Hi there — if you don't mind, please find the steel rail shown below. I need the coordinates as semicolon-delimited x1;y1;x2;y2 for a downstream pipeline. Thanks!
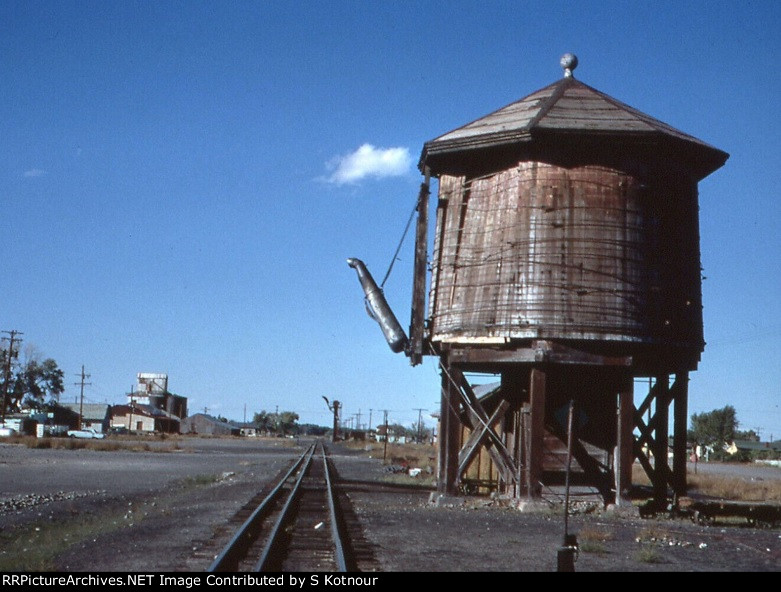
322;444;348;571
208;443;316;572
253;443;317;571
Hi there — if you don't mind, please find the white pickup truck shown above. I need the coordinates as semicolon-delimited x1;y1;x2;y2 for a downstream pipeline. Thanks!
66;428;106;439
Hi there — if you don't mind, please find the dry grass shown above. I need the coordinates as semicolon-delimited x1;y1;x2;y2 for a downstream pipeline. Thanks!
3;435;183;453
578;526;614;555
341;440;438;487
631;463;652;487
687;473;781;502
636;525;673;541
342;440;437;469
635;547;665;564
632;463;781;502
579;526;615;543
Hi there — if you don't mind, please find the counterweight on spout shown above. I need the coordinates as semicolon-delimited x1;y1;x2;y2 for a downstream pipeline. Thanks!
346;258;409;354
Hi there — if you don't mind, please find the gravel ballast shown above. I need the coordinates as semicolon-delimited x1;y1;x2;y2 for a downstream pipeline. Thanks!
0;437;779;572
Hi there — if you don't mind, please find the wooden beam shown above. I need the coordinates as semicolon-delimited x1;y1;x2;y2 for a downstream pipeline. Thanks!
615;379;634;504
447;347;537;366
460;403;515;484
528;368;546;498
444;340;633;367
672;373;689;498
569;438;613;502
437;368;460;495
546;416;613;502
501;370;527;498
634;437;674;492
633;411;656;451
653;375;670;503
408;169;430;366
448;366;518;481
637;378;663;418
458;400;511;479
532;341;632;366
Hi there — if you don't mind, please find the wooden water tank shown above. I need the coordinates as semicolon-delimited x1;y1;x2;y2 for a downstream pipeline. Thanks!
420;56;728;373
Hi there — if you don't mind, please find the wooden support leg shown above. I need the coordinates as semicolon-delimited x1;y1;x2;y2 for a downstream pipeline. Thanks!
615;376;634;506
501;370;527;498
528;368;546;499
653;375;670;504
438;364;460;495
672;372;689;498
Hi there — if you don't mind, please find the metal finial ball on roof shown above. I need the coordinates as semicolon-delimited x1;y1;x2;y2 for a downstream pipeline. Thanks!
560;53;578;77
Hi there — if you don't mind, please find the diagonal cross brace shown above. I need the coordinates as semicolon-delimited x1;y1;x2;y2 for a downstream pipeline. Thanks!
458;399;511;478
447;366;518;484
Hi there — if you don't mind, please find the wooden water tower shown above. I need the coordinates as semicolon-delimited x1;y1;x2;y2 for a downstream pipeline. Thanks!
406;55;728;505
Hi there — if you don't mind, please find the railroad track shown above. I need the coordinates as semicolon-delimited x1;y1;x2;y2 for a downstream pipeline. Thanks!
207;441;357;572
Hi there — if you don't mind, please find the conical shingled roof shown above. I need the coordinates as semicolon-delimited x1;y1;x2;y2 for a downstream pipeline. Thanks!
420;61;728;180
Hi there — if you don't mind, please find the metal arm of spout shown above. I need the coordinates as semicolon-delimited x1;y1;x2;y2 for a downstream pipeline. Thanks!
346;258;409;354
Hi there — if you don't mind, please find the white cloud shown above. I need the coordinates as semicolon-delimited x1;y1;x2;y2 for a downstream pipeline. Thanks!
326;144;412;185
23;169;47;178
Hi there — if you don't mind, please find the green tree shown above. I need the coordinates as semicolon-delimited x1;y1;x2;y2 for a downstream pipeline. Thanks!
253;411;272;433
252;410;300;435
734;428;759;442
688;405;739;449
276;411;300;436
1;348;64;412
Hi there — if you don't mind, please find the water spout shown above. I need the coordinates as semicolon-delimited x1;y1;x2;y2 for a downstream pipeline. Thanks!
346;258;408;354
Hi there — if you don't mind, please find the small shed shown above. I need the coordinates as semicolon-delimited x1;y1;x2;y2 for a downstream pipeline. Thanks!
61;403;111;433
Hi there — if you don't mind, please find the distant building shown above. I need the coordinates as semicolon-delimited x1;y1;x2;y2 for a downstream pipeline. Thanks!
136;373;168;397
726;440;781;456
181;413;241;436
235;423;259;437
60;403;111;433
111;404;180;434
374;424;406;444
129;373;188;420
1;413;38;436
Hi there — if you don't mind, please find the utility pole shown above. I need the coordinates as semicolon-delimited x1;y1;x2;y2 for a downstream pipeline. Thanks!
382;410;389;463
1;330;23;422
368;409;373;432
356;409;362;431
128;385;137;433
413;408;426;443
74;366;91;430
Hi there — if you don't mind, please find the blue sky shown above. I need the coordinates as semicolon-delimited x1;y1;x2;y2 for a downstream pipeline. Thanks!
2;1;779;438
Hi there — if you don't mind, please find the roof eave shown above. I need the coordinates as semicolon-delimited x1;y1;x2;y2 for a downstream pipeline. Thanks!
420;128;728;180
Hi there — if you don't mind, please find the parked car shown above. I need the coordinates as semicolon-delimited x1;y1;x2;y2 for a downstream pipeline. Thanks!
66;428;106;439
0;427;17;437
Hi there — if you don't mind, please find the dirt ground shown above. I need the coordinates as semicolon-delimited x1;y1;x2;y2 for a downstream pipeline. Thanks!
0;438;779;573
